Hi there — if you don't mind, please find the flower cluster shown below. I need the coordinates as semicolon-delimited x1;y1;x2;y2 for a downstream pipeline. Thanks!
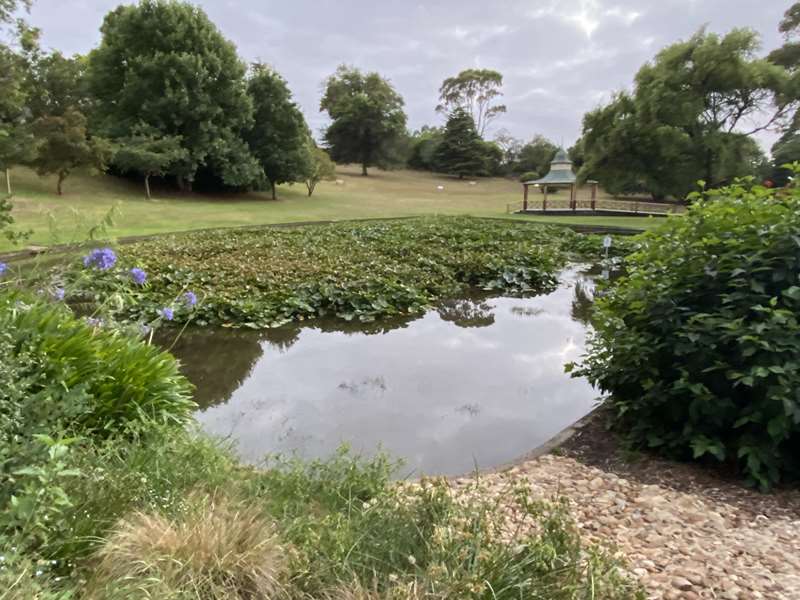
130;267;147;285
0;262;7;277
183;291;197;307
158;307;174;321
83;248;117;271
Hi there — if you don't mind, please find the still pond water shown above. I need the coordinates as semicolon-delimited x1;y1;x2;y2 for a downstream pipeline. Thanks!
165;265;601;476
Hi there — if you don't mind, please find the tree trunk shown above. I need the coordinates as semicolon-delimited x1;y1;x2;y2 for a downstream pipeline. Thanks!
144;174;151;200
176;174;185;192
57;171;66;196
306;181;315;197
361;163;368;176
271;181;277;200
5;168;10;196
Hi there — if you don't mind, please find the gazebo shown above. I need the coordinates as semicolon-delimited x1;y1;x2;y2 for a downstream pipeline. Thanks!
521;149;598;212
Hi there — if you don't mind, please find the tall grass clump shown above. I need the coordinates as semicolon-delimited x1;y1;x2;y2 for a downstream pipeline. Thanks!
575;177;800;489
86;494;286;600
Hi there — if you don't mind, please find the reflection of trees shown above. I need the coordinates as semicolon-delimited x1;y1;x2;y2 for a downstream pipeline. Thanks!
437;298;495;328
157;328;265;410
571;276;595;325
262;323;301;352
312;314;419;336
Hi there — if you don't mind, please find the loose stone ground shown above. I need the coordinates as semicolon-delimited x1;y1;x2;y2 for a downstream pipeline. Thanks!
454;419;800;599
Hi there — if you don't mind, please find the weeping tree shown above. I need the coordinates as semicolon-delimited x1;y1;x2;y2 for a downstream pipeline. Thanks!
579;28;788;199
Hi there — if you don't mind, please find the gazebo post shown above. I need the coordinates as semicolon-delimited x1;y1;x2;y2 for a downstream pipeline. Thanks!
523;184;529;211
570;184;576;211
590;182;597;211
543;186;548;211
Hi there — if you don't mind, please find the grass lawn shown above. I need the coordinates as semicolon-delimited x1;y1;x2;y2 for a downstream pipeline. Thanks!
1;164;662;252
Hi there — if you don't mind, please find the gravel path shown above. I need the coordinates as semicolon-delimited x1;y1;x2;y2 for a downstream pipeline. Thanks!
456;454;800;599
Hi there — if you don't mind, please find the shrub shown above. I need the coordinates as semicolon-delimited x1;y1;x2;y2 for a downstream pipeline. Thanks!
0;290;195;439
574;180;800;488
86;494;286;599
0;291;195;555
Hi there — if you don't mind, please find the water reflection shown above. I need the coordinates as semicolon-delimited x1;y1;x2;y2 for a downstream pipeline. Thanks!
164;265;601;476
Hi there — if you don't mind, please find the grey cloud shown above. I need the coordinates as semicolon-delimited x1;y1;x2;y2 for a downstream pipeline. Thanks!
28;0;787;147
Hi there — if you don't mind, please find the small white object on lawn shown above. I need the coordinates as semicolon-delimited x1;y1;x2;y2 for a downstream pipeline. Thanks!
437;185;444;191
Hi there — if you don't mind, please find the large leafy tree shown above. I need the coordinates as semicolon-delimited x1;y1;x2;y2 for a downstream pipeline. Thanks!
0;1;37;193
436;69;506;137
245;63;312;199
407;126;443;171
320;65;407;176
580;29;786;198
768;4;800;182
514;136;558;178
24;50;110;195
87;0;260;190
433;108;487;178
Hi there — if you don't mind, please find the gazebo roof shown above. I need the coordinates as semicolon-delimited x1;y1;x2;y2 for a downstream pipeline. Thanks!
523;148;576;186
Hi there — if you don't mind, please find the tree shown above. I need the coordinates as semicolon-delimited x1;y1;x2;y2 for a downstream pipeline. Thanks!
305;146;336;197
114;126;187;199
22;50;110;195
580;29;788;199
515;136;558;177
87;0;260;190
407;126;443;171
245;63;312;199
0;4;37;193
28;108;110;195
320;65;407;176
433;108;486;178
770;130;800;185
436;69;506;137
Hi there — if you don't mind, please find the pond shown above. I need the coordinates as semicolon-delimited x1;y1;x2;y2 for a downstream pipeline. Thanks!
163;264;601;477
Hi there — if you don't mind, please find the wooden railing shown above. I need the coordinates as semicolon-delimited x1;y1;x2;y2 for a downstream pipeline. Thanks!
520;196;684;215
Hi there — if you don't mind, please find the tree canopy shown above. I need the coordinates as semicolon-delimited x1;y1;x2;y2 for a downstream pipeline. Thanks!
579;28;784;199
436;69;506;137
114;126;187;199
87;0;260;190
433;108;487;178
320;65;407;176
245;63;312;199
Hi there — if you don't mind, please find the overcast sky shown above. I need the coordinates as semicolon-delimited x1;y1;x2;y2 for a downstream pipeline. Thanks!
26;0;788;148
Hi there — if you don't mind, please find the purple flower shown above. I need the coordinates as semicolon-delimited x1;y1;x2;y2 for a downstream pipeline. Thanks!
53;287;65;301
130;268;147;285
139;323;152;336
86;317;103;328
183;291;197;307
0;262;7;277
83;248;117;271
159;307;174;321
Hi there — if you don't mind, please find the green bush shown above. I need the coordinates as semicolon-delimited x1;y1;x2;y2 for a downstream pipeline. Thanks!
575;180;800;488
0;291;195;553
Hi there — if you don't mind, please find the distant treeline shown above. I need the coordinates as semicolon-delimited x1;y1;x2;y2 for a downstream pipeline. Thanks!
1;0;799;201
